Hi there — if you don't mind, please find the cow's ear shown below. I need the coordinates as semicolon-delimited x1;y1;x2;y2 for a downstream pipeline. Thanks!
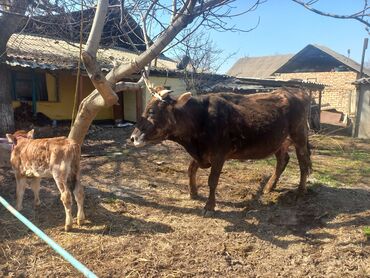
27;129;35;139
6;134;15;144
176;92;192;108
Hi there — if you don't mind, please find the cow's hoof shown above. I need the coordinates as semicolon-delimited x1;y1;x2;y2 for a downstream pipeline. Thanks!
34;200;41;207
202;209;215;217
77;219;85;226
64;225;72;232
295;188;307;200
190;193;199;200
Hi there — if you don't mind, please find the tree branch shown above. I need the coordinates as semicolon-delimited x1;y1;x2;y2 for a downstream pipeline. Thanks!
292;0;370;28
82;0;118;107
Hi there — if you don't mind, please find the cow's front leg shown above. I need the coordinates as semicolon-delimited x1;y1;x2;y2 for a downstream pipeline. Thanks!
188;159;199;199
204;159;224;214
263;148;290;194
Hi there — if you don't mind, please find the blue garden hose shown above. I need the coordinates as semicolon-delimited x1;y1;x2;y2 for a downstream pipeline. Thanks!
0;196;98;278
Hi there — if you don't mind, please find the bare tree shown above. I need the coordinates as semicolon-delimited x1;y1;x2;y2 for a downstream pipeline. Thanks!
69;0;265;144
0;0;263;139
292;0;370;29
174;30;234;94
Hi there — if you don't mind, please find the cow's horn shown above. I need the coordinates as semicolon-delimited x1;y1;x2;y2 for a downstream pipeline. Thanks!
158;89;173;98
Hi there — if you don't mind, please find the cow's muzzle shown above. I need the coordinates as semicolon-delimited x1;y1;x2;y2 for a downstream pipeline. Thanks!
130;130;146;147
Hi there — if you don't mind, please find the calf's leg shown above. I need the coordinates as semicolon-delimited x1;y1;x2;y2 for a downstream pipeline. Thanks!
54;176;73;231
15;173;27;211
188;159;199;199
73;182;85;226
204;159;224;213
30;178;41;207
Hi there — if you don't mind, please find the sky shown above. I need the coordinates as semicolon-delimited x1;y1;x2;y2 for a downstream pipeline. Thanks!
208;0;370;74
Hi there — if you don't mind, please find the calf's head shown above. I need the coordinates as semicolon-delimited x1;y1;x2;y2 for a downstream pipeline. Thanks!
6;129;34;145
131;86;192;147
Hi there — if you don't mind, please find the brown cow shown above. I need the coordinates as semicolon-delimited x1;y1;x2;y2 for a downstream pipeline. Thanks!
131;87;312;214
6;130;84;231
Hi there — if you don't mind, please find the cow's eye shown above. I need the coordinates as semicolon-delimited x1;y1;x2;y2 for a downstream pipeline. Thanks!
148;109;155;116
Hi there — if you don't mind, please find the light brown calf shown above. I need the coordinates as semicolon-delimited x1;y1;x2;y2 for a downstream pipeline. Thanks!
6;129;84;231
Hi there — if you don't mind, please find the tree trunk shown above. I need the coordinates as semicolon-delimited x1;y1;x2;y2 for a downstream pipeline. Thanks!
0;0;30;136
68;2;197;145
0;65;14;136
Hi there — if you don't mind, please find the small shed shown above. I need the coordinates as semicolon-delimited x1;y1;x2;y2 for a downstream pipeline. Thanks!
353;78;370;138
200;75;325;130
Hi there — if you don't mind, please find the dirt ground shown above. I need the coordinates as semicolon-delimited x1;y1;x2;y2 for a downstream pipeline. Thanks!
0;126;369;277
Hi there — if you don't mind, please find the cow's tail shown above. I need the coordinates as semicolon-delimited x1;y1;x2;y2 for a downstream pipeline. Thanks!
68;142;81;192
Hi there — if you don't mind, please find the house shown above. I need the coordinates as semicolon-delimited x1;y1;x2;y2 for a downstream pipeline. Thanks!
274;44;370;118
353;78;370;139
226;54;293;78
228;45;370;120
5;33;185;123
3;5;187;124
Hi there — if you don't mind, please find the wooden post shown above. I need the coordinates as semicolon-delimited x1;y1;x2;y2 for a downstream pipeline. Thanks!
359;38;368;79
32;71;37;116
353;85;364;137
136;88;143;122
308;90;312;129
112;92;124;123
318;90;322;130
78;75;83;106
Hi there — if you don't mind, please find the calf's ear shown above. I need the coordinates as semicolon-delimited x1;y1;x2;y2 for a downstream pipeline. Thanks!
6;134;15;144
27;129;35;139
176;92;192;108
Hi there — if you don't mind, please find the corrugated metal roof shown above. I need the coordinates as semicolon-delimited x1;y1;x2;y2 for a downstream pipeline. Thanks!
226;54;294;78
275;44;370;76
312;44;370;76
204;76;325;93
353;77;370;85
5;33;177;72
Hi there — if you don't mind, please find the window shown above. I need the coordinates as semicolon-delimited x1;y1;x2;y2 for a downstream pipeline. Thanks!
11;71;55;101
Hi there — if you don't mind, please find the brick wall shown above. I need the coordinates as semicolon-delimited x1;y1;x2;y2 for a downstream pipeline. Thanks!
275;71;358;115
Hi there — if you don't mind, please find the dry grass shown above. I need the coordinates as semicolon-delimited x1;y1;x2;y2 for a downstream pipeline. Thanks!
1;127;370;277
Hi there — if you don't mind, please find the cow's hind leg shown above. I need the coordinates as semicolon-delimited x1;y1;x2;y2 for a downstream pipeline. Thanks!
15;173;27;211
73;182;85;226
291;132;312;195
188;159;199;199
54;175;73;231
30;178;41;207
263;149;290;194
